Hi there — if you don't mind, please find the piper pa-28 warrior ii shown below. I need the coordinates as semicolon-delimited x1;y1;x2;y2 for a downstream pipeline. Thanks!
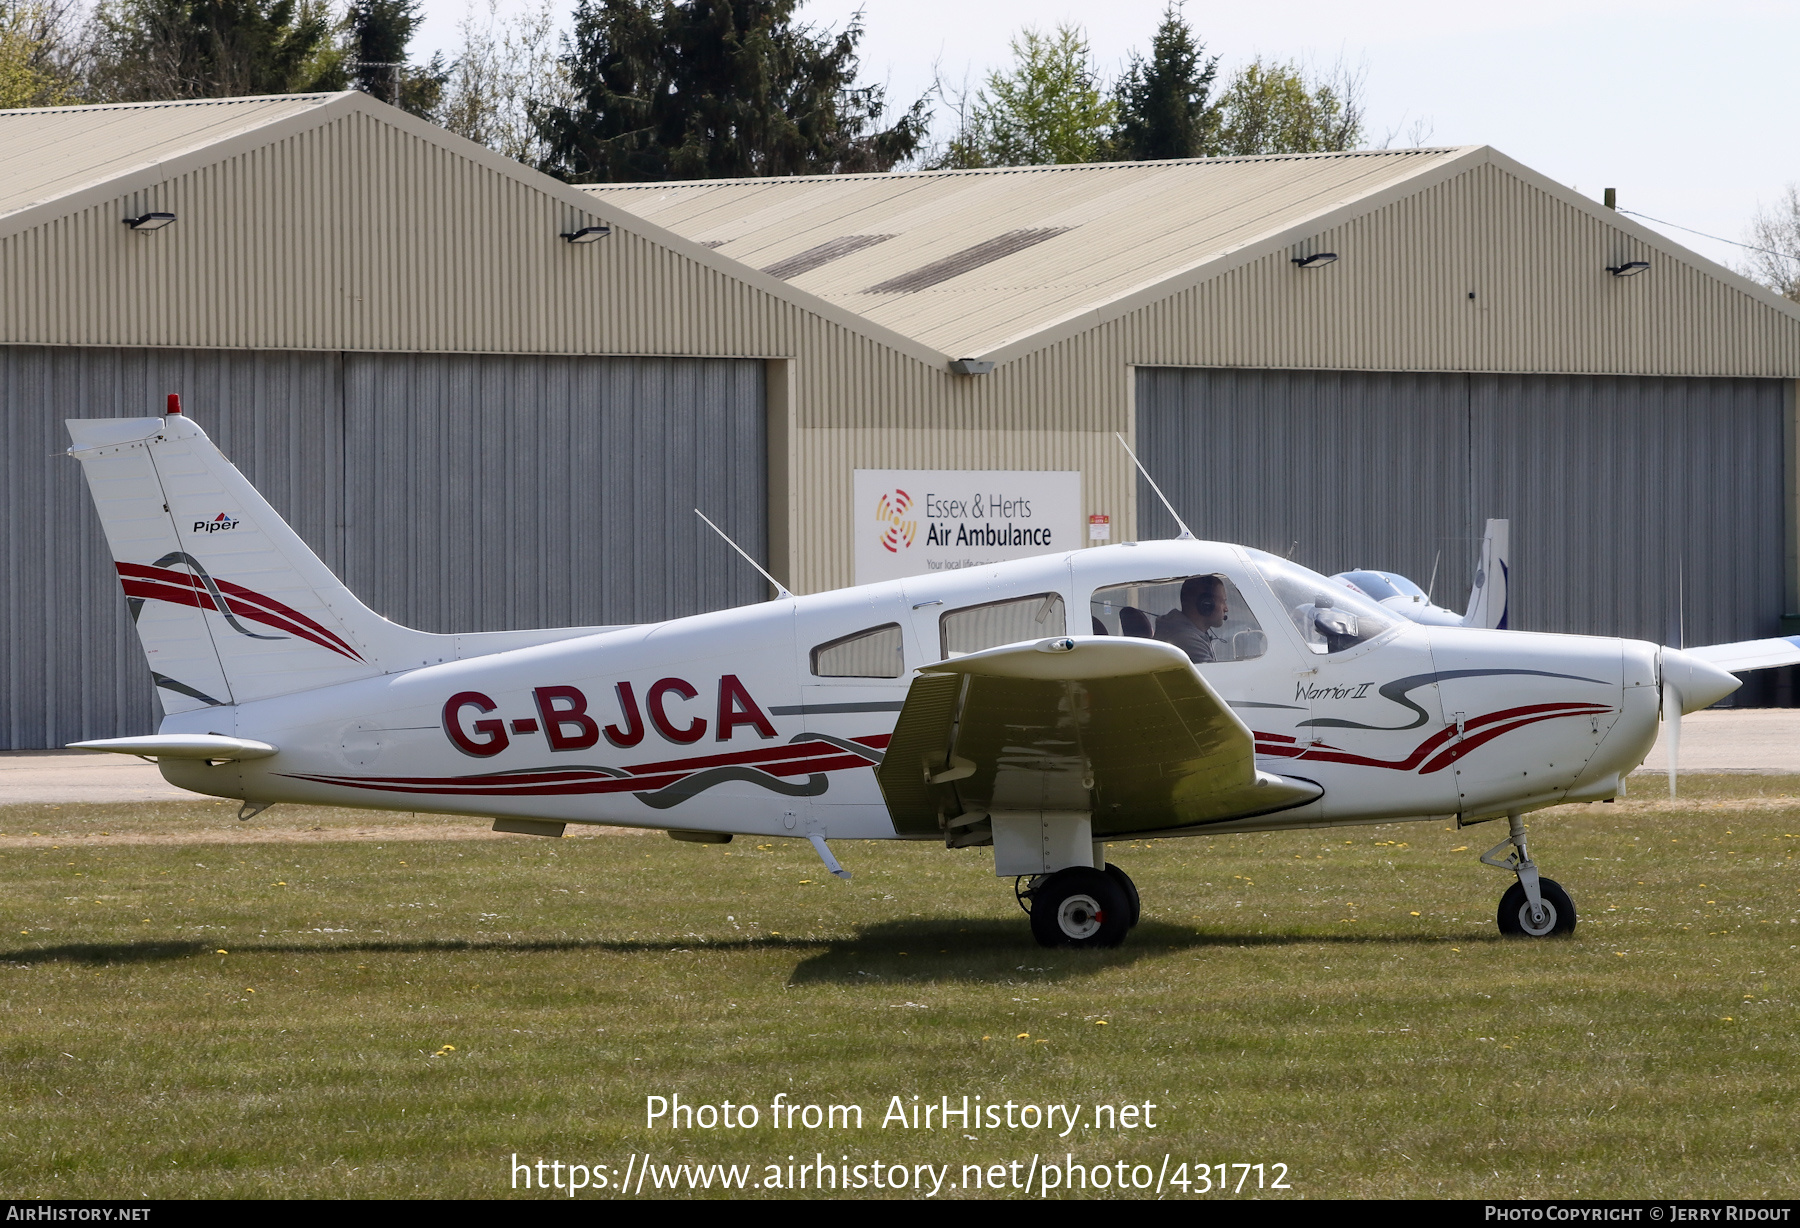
64;405;1800;949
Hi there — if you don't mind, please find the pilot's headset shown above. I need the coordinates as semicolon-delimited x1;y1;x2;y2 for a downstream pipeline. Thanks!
1184;574;1229;617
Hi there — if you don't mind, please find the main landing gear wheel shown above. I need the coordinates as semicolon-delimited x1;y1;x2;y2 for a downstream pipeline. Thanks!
1497;878;1576;937
1103;863;1141;928
1029;867;1131;949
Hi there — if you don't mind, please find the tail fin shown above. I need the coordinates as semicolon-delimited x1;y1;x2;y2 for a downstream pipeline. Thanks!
1461;518;1510;630
67;409;620;715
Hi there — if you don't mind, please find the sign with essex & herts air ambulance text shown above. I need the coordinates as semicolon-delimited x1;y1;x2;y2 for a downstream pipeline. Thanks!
853;470;1083;585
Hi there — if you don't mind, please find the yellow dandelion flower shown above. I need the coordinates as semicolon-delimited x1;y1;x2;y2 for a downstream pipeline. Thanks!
215;949;228;955
1410;911;1421;917
1016;1032;1030;1039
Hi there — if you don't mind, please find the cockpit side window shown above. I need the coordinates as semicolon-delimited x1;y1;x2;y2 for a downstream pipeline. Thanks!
810;623;904;678
1090;574;1266;664
940;592;1066;658
1248;550;1398;654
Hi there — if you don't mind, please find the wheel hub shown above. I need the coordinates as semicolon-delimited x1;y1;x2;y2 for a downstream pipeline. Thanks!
1518;899;1557;937
1056;894;1105;939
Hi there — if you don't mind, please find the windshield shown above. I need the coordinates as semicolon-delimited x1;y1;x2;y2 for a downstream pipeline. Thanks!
1247;550;1399;654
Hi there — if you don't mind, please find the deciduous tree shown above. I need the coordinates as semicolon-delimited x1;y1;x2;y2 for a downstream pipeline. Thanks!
1213;56;1363;155
438;0;570;166
0;0;81;107
1741;186;1800;304
935;23;1114;168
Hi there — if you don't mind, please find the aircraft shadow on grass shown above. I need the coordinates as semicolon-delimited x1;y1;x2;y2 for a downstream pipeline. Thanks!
785;919;1488;985
0;925;1486;977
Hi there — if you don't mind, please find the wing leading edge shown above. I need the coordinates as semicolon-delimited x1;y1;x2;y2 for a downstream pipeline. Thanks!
875;636;1322;842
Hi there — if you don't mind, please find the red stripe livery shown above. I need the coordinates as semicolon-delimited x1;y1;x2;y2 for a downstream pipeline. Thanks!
116;562;364;661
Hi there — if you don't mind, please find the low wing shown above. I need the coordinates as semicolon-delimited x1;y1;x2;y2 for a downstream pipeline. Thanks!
875;636;1321;841
1684;636;1800;674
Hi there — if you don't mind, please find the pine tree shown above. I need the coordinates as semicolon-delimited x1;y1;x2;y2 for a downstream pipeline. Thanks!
1111;3;1218;161
537;0;928;183
345;0;443;117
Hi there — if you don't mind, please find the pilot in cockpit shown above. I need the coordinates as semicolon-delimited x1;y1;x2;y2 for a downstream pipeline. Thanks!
1154;573;1230;664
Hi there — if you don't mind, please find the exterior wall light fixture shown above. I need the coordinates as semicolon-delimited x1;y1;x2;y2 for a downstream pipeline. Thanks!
124;212;177;232
562;225;612;244
1607;260;1651;277
948;358;995;376
1291;252;1338;269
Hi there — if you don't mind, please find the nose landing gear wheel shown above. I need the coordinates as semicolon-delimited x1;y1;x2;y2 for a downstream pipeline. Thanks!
1497;877;1576;937
1029;867;1131;949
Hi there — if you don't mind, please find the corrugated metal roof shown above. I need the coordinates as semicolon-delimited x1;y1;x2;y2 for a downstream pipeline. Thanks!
583;149;1471;356
0;94;337;220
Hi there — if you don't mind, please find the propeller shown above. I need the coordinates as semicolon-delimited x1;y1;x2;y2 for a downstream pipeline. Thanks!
1657;647;1743;799
1662;667;1682;799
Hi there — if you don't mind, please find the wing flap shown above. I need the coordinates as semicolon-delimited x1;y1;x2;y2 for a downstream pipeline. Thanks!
875;637;1320;839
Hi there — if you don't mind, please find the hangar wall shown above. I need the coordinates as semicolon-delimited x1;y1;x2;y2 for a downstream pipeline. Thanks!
779;157;1800;593
1135;366;1788;648
0;345;765;749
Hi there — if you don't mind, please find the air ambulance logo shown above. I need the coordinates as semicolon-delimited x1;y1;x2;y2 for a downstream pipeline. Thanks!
874;489;917;554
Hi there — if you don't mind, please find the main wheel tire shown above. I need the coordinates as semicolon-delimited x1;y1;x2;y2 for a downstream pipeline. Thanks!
1029;867;1131;949
1103;863;1141;928
1497;878;1576;937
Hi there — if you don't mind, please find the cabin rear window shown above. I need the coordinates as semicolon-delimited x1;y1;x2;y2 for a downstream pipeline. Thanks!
810;623;904;678
939;592;1066;658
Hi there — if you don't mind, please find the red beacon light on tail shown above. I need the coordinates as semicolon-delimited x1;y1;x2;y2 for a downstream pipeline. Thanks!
166;393;182;416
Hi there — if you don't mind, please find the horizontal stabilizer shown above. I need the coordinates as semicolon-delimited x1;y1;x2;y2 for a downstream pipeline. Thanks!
67;734;279;760
1682;636;1800;674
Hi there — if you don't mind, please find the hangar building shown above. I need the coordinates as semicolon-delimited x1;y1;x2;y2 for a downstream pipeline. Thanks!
3;91;1799;747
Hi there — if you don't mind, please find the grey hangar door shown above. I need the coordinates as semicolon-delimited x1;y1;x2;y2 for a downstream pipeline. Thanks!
2;346;767;749
1134;366;1787;665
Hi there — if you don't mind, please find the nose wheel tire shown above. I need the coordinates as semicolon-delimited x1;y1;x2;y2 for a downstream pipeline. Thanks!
1103;863;1141;928
1497;878;1576;937
1029;867;1131;949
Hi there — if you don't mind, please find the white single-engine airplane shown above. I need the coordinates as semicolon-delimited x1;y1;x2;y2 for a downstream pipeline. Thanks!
63;406;1800;948
1333;519;1511;630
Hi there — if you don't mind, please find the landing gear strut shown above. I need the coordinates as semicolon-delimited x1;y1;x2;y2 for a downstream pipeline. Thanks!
1480;810;1576;937
1020;866;1131;949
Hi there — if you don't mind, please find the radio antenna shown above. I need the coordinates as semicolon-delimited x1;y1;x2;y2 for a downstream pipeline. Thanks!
1114;433;1193;540
695;509;791;599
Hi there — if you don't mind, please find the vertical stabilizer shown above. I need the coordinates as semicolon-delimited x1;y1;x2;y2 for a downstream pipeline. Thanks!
67;412;414;710
1461;519;1510;630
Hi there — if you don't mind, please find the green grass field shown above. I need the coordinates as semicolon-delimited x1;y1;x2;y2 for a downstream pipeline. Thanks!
2;778;1796;1199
